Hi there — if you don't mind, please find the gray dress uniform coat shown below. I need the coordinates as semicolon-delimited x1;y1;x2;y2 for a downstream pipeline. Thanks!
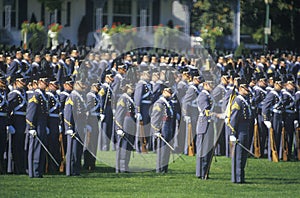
196;89;214;179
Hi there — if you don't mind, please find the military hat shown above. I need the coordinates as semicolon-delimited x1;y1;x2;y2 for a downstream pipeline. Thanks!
285;75;295;86
49;80;59;85
274;77;283;85
238;78;249;91
105;70;115;78
91;82;101;89
188;66;199;77
193;75;204;82
14;75;27;84
163;87;173;94
117;64;126;70
121;80;134;91
64;77;74;86
221;74;229;79
39;77;49;84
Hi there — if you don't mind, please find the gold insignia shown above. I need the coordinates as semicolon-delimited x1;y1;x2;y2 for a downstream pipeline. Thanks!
232;101;240;111
65;98;74;106
99;88;105;96
205;109;210;116
28;95;38;104
117;98;125;107
153;104;161;112
64;118;72;127
72;70;78;75
267;69;273;74
26;119;34;127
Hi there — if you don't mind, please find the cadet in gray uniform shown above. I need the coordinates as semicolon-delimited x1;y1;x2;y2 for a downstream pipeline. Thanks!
26;78;49;178
196;81;214;179
115;83;136;173
151;87;174;173
228;80;252;183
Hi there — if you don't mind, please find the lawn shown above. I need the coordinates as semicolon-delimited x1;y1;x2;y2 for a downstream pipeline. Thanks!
0;156;299;197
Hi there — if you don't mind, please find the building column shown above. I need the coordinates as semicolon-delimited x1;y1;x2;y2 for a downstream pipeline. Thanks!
4;5;12;31
232;0;240;49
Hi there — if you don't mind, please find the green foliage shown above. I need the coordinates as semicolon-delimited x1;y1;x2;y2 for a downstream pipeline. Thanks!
234;42;244;57
191;0;230;50
1;156;300;197
252;27;264;44
240;0;300;49
154;25;181;49
21;21;47;52
37;0;64;12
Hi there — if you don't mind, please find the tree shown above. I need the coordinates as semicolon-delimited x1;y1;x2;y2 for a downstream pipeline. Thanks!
191;0;232;49
37;0;64;12
240;0;300;50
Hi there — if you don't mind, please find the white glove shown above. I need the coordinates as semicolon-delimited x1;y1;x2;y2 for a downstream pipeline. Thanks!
154;132;161;138
264;121;272;129
229;135;237;142
176;113;181;121
100;114;105;122
29;130;37;137
136;113;142;121
46;127;50;135
184;116;190;122
66;129;74;136
225;117;229;124
294;120;299;128
59;125;62;133
112;109;116;115
254;118;257;125
116;129;124;137
85;125;92;133
6;125;15;134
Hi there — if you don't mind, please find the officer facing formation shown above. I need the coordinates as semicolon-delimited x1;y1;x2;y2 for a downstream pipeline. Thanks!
151;87;174;173
228;79;252;184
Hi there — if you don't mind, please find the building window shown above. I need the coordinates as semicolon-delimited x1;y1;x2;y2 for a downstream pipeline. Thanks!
112;0;131;25
137;1;151;26
113;0;131;14
41;3;45;24
65;1;71;26
2;0;17;28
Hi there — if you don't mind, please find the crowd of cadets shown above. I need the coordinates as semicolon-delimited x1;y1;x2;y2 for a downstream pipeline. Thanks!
0;46;300;182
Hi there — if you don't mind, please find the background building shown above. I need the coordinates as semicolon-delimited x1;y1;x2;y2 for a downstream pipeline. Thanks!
0;0;191;45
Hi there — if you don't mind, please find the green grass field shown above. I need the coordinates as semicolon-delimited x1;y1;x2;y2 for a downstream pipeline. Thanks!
1;156;299;197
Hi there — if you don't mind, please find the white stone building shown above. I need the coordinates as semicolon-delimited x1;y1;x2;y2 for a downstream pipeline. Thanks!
0;0;192;45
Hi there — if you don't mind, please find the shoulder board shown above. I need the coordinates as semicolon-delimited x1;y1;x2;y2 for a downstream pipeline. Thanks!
28;95;38;104
117;98;125;107
65;97;74;106
232;101;240;111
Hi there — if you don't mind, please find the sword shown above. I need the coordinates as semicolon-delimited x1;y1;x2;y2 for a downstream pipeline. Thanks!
73;134;103;163
157;134;185;162
121;134;149;163
35;135;59;167
234;140;257;158
7;133;13;173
